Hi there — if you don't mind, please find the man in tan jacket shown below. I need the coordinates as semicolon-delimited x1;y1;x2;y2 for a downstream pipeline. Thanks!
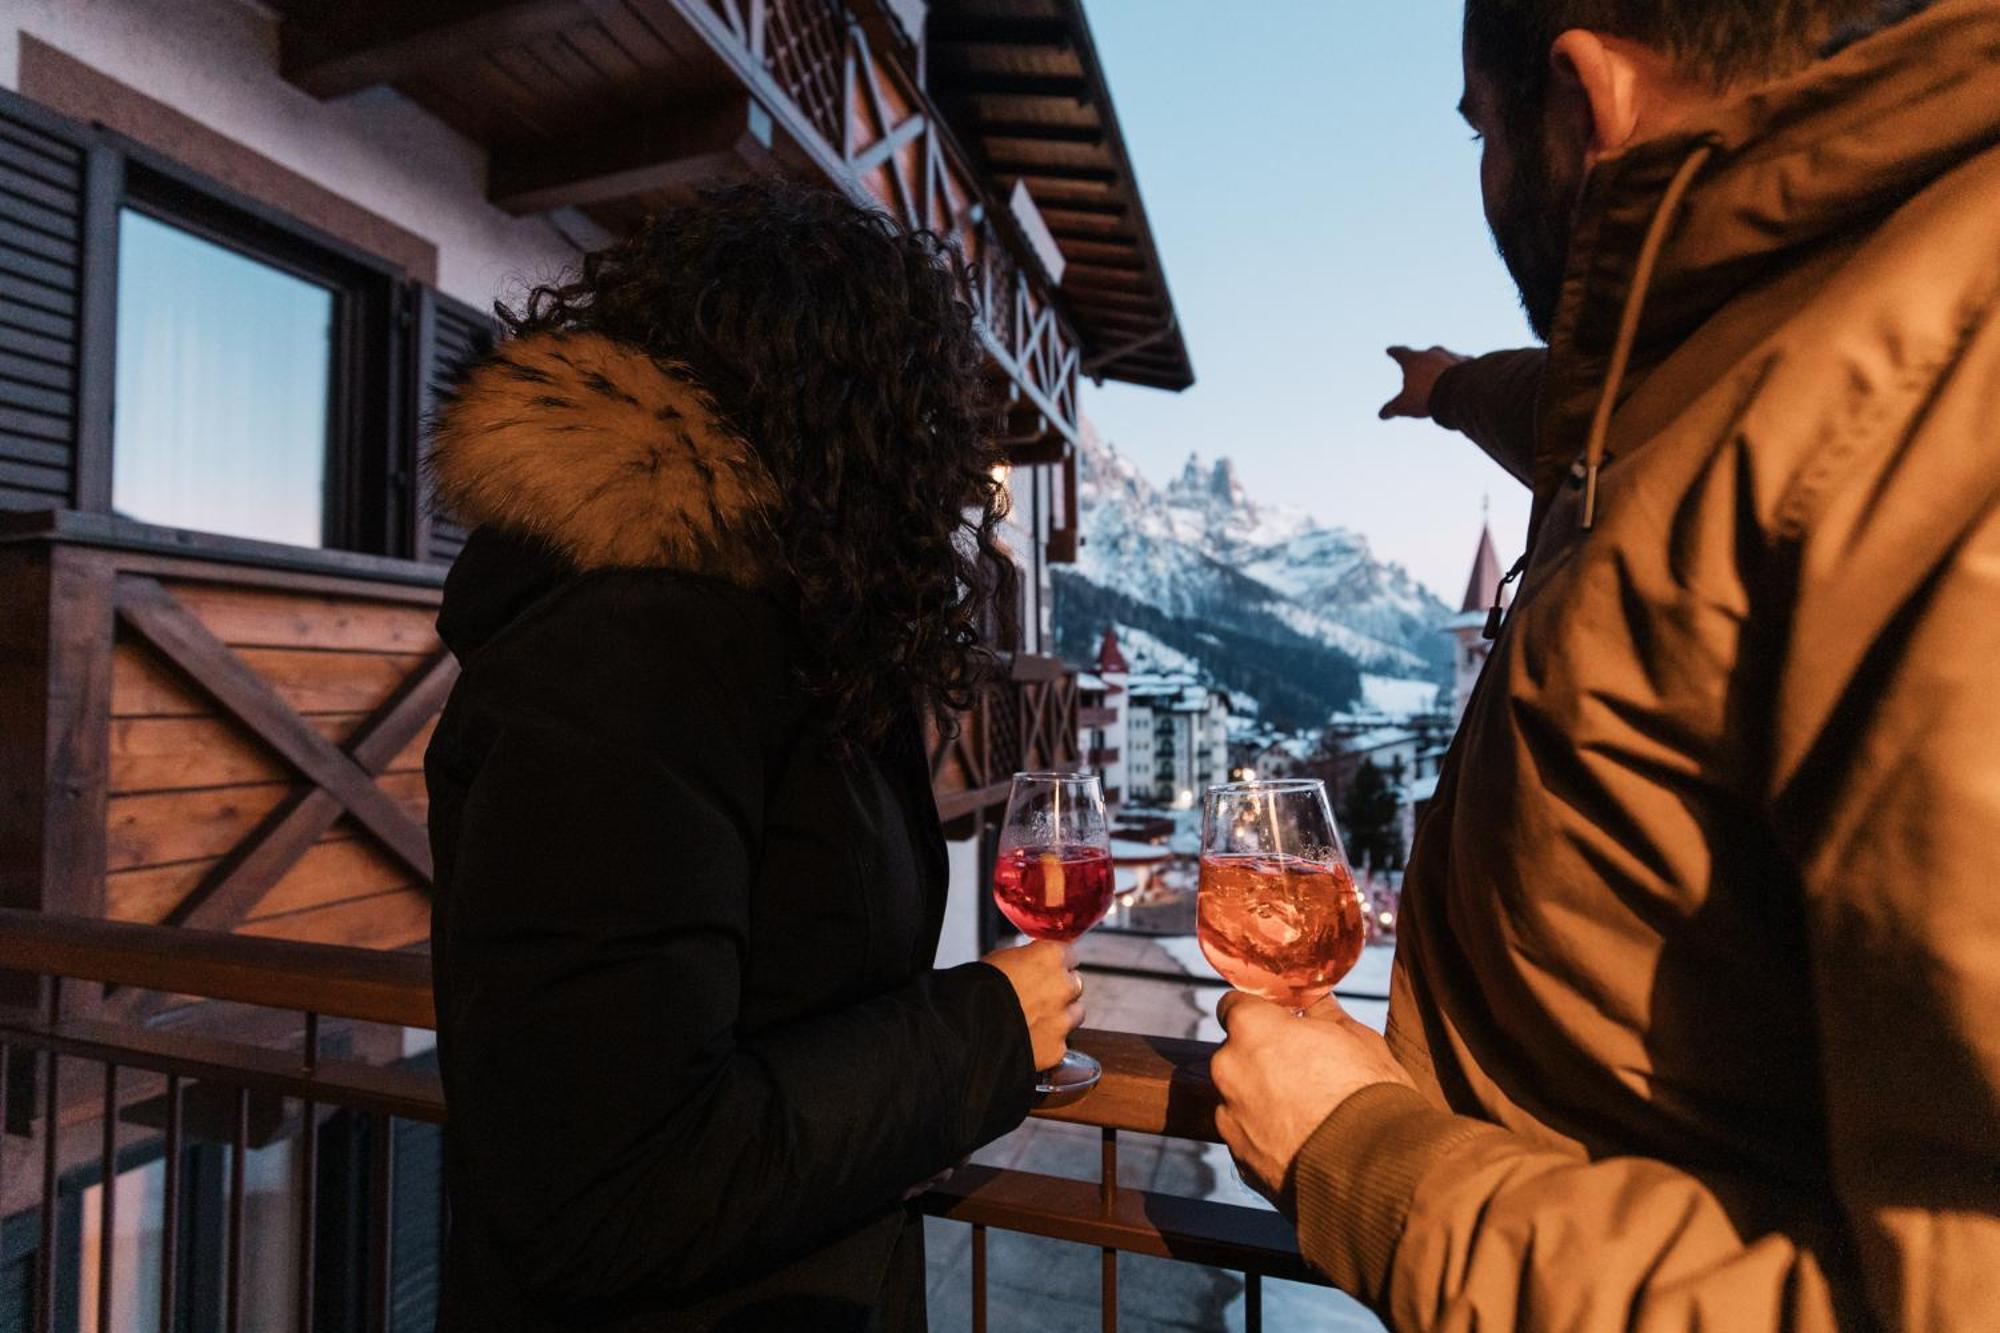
1211;1;2000;1327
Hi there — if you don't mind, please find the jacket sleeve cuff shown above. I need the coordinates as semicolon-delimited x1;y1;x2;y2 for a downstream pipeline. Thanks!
1290;1082;1494;1301
942;961;1038;1143
1429;361;1472;434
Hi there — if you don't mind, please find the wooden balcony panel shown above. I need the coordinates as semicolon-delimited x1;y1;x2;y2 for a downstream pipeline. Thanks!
1077;705;1117;728
0;524;452;998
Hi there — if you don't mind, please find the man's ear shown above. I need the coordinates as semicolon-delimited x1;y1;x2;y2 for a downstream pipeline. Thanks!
1549;29;1644;166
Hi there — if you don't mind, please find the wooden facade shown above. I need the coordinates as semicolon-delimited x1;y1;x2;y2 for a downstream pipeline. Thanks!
0;2;1193;1317
1;515;1080;982
0;0;1183;965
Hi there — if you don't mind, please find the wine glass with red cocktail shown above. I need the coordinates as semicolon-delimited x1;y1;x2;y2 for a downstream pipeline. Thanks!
991;771;1113;1095
1198;780;1367;1016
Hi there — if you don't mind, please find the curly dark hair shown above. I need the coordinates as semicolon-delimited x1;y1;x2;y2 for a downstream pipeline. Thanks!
499;180;1015;743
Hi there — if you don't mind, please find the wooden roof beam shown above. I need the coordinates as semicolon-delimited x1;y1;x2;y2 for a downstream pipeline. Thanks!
928;15;1075;45
993;161;1120;185
1060;264;1151;292
977;122;1108;147
1056;237;1146;264
1063;287;1167;310
1036;199;1129;218
490;96;778;214
953;73;1094;102
282;0;591;100
1061;254;1148;276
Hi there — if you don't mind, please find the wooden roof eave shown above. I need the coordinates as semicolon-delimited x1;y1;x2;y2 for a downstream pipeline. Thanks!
273;0;1094;439
926;0;1194;392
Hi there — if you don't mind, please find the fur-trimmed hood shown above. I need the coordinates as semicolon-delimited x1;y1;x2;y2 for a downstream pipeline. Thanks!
429;331;778;581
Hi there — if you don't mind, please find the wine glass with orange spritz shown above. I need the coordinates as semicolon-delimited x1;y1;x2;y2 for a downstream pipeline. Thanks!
1197;780;1367;1016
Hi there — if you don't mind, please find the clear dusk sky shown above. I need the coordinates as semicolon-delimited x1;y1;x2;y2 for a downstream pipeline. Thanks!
1079;0;1535;602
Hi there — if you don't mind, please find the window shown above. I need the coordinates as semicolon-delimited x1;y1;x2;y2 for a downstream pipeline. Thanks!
112;210;335;547
0;87;450;555
97;149;406;555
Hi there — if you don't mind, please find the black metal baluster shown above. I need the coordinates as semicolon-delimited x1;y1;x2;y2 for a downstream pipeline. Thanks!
1100;1128;1117;1333
297;1014;320;1333
36;977;64;1333
97;1064;116;1332
158;1075;181;1333
367;1114;393;1333
0;1040;11;1228
436;1145;448;1280
1245;1272;1263;1333
970;1224;987;1333
225;1088;246;1333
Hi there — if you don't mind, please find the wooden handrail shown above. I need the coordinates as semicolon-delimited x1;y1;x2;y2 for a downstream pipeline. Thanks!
0;910;1221;1137
0;909;435;1029
920;1166;1314;1283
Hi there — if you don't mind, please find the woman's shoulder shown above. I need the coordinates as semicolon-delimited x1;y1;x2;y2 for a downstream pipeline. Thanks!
465;568;802;746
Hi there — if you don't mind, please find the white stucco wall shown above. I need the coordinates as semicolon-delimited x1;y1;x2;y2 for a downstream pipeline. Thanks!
1;0;601;309
936;835;984;970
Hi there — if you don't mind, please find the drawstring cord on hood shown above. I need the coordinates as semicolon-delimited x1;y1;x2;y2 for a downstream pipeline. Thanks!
1580;144;1715;530
1482;143;1715;641
1483;552;1529;642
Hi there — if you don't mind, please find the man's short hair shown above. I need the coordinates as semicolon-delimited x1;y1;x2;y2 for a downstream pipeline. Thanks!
1464;0;1928;102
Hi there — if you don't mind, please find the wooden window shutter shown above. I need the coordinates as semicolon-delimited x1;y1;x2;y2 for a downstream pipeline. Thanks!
411;286;498;566
0;88;101;515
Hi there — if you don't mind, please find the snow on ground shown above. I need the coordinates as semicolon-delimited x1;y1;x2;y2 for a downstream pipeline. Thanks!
1358;673;1442;719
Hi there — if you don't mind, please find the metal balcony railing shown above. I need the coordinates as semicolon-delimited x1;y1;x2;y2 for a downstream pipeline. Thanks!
0;910;1329;1331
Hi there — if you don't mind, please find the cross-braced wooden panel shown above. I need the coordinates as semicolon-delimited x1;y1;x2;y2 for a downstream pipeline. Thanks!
102;576;454;960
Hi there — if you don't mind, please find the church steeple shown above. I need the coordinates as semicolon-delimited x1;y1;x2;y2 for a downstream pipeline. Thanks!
1096;626;1129;675
1460;521;1508;615
1445;517;1509;726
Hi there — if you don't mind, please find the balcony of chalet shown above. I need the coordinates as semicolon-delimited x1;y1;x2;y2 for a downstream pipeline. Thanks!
0;0;1391;1327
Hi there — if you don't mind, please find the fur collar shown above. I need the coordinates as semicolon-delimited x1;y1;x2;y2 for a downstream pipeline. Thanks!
429;331;777;580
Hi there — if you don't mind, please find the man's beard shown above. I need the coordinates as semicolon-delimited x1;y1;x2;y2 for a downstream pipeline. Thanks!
1489;131;1581;343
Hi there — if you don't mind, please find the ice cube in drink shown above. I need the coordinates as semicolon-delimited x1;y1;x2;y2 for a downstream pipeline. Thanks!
1196;852;1365;1011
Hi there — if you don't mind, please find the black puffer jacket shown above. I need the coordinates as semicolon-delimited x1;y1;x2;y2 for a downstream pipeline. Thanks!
422;332;1034;1331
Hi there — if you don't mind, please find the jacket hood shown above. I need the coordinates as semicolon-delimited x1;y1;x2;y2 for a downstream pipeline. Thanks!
1534;0;2000;523
428;330;779;582
1563;0;2000;359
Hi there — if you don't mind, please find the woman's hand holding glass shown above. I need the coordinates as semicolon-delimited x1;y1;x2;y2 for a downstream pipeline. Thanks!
982;939;1084;1070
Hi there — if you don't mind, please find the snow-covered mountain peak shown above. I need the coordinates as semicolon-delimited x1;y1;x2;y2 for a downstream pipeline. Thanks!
1168;453;1249;513
1064;430;1454;696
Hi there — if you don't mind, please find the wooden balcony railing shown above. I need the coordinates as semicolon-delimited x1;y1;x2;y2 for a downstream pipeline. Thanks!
690;0;1083;447
2;517;1078;964
0;909;1328;1331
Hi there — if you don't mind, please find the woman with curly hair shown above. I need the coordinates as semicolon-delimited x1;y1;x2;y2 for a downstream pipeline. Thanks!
422;181;1082;1332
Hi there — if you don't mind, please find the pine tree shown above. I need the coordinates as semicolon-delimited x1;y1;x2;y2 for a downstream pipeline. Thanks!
1339;758;1405;872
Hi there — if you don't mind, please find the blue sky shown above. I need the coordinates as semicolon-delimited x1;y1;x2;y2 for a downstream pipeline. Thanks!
1079;0;1534;601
